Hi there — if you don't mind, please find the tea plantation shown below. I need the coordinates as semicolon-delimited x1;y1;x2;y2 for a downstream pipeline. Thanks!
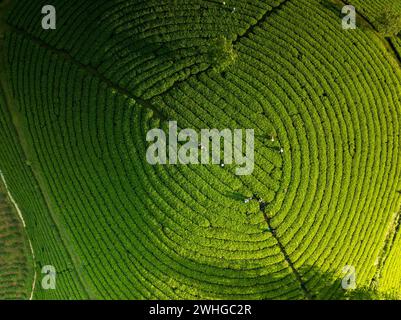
0;0;400;299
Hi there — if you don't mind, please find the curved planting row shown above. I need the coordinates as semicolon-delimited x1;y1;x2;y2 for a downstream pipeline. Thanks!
391;36;401;59
1;0;401;299
0;65;88;299
7;0;286;99
379;215;401;296
5;32;302;298
152;0;401;298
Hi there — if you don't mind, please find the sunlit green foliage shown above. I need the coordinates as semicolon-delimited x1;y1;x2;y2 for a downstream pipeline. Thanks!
0;0;400;300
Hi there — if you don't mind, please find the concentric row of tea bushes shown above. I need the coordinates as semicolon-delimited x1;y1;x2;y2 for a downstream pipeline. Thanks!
153;0;401;298
265;0;401;298
7;0;286;100
4;30;305;298
0;74;88;299
2;0;401;299
391;36;401;58
378;218;401;298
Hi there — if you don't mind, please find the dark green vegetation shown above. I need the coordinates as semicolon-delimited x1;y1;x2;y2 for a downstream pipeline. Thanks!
375;7;401;37
208;36;237;73
0;0;400;299
349;0;401;36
